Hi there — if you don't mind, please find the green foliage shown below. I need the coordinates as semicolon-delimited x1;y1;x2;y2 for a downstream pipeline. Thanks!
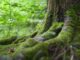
0;0;46;38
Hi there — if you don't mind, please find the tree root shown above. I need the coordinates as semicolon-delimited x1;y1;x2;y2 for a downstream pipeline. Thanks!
11;24;73;60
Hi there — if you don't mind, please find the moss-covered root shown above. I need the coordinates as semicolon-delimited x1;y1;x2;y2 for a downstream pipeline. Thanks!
11;15;80;60
33;22;63;42
12;21;74;60
40;22;63;40
12;31;38;44
0;36;17;45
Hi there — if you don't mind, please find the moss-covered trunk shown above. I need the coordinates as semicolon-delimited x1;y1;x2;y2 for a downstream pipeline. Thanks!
41;0;56;33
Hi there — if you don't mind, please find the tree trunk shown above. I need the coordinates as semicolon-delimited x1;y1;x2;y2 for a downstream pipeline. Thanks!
41;0;56;33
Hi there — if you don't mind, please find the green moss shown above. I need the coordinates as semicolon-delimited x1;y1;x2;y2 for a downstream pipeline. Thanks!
0;36;17;45
19;38;38;48
41;32;56;39
0;44;18;55
40;11;55;34
76;49;80;57
41;22;63;39
13;36;28;44
49;22;63;31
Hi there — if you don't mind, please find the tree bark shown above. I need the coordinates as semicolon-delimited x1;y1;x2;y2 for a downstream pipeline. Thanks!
41;0;56;33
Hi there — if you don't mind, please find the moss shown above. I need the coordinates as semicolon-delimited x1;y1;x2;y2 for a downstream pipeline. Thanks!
40;11;55;34
13;36;28;44
12;38;39;58
0;36;17;45
0;21;79;60
48;22;63;31
41;32;56;40
30;31;38;38
12;26;73;59
12;42;42;59
41;22;63;39
15;28;71;59
11;19;75;59
0;44;18;55
76;49;80;57
19;38;38;48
